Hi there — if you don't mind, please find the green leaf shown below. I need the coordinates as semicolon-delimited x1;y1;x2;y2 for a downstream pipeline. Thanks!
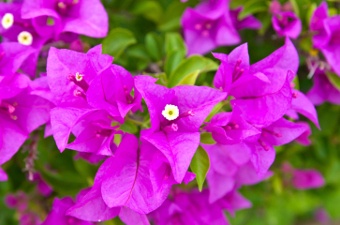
120;119;139;134
102;28;137;58
164;33;186;75
165;32;186;55
73;158;98;182
145;32;163;61
200;133;215;144
125;44;151;71
180;70;200;86
158;2;187;31
205;101;224;122
329;7;338;17
190;146;210;191
238;0;267;19
306;3;317;24
326;72;340;91
272;175;283;195
40;170;88;196
131;1;163;24
168;55;218;87
289;0;300;17
165;50;186;76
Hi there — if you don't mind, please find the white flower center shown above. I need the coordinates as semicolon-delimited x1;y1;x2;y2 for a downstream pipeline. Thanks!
1;13;14;29
75;72;83;81
17;31;33;46
162;104;179;121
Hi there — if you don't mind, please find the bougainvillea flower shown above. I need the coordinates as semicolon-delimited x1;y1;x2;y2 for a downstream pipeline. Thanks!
70;187;150;225
150;189;250;225
214;38;298;126
235;161;273;186
272;11;301;39
67;186;120;222
21;0;108;38
0;74;51;168
202;143;252;202
181;0;240;55
0;167;7;181
100;134;175;214
5;192;42;224
291;89;319;127
292;169;325;190
258;118;311;147
282;163;325;190
50;107;118;155
0;42;35;76
68;134;175;222
310;2;329;49
0;2;46;46
310;2;340;75
202;141;273;196
32;173;53;197
214;38;298;96
205;108;261;145
69;186;151;224
86;64;142;122
42;197;94;225
135;76;226;183
66;110;120;155
230;7;262;30
46;45;113;106
307;69;340;105
0;2;50;76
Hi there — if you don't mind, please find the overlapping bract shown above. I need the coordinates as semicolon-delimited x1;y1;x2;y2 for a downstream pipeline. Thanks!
0;1;327;224
181;0;261;55
0;42;51;180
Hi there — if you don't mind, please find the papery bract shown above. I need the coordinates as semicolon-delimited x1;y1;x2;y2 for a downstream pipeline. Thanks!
150;189;251;225
307;69;340;105
21;0;108;38
135;76;226;183
292;169;325;190
214;38;298;126
46;45;112;106
310;2;340;75
100;134;175;214
42;197;94;225
181;0;240;55
86;64;142;122
272;11;301;39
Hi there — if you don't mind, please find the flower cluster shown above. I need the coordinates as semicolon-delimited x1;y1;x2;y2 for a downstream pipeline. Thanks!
0;0;333;224
307;2;340;105
269;0;301;39
37;40;318;224
0;0;108;76
181;0;261;55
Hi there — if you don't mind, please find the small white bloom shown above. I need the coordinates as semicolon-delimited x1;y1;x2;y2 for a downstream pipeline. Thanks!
17;31;33;46
162;104;179;121
75;72;84;81
1;13;14;29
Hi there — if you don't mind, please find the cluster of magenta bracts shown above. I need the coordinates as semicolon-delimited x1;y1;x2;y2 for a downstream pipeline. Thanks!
0;0;108;76
0;0;338;225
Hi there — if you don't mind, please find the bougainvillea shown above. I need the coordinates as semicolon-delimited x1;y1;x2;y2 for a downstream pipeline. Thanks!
1;0;340;225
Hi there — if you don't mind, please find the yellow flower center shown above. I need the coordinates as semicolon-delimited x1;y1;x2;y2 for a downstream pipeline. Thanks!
1;13;14;29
